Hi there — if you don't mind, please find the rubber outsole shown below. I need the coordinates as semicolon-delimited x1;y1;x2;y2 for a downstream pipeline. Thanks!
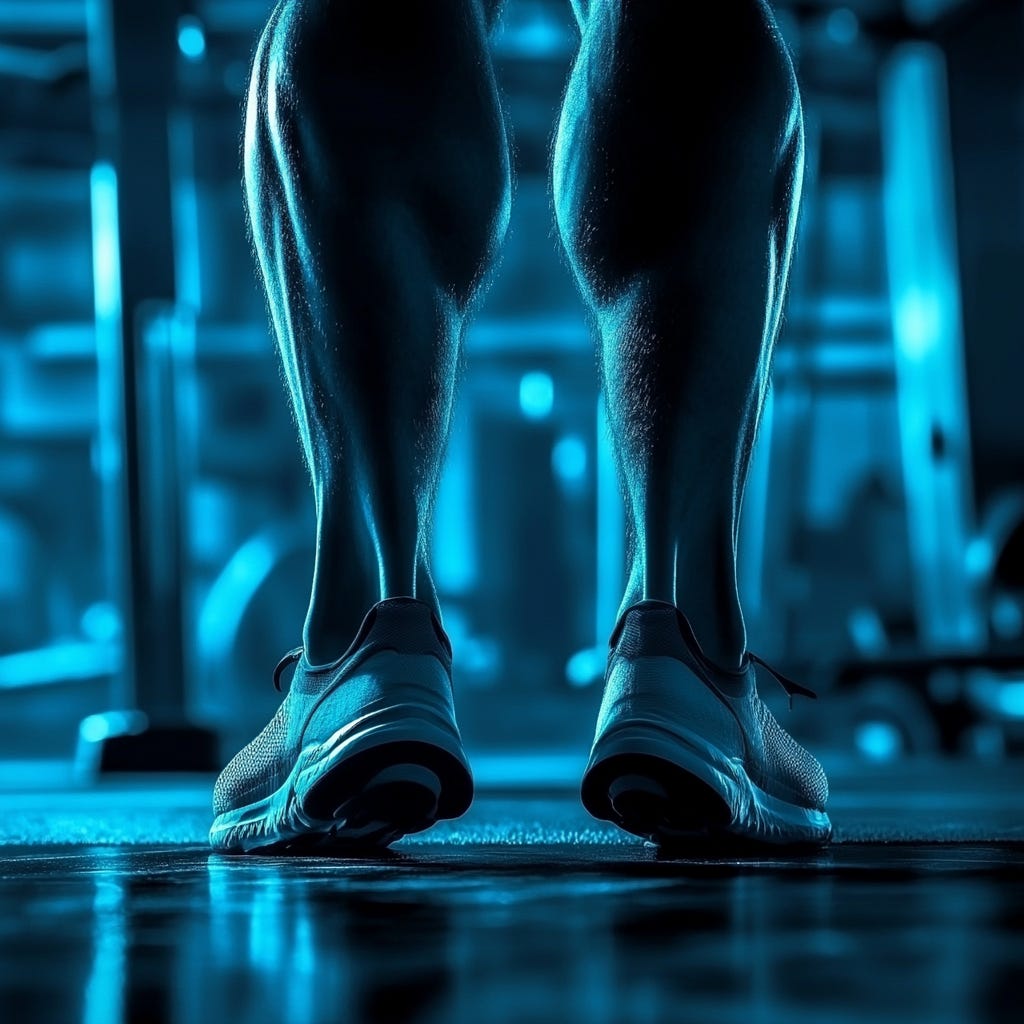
581;723;832;850
210;737;473;854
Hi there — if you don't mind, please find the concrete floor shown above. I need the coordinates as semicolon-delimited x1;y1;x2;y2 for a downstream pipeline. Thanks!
0;758;1021;1023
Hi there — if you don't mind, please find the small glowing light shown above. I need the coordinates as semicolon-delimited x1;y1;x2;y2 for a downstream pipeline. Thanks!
81;602;122;643
566;647;605;688
826;8;859;46
966;672;1024;717
80;714;111;744
847;606;887;656
494;9;571;59
177;16;207;62
965;537;994;577
855;721;902;761
552;435;587;483
513;18;563;56
996;680;1024;716
519;371;554;420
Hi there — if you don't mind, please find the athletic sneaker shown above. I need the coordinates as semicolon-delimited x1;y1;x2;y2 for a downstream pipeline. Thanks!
209;597;473;853
581;600;831;847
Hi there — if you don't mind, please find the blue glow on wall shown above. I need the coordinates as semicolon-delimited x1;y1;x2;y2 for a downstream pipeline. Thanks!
880;44;982;650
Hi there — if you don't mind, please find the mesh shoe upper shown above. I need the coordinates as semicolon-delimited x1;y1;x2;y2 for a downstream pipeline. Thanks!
213;698;291;816
754;699;829;810
212;597;455;817
598;600;828;812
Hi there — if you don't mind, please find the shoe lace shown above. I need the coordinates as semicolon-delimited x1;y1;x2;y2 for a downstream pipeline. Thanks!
273;647;303;692
748;652;818;709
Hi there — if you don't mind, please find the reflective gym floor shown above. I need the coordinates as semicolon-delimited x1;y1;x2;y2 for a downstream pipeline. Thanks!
1;758;1021;1024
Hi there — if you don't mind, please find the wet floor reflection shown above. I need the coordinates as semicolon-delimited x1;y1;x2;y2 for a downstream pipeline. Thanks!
0;844;1021;1023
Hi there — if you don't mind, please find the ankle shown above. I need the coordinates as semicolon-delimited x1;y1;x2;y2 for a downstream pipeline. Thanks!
620;561;747;670
303;584;376;665
302;617;357;667
658;600;746;671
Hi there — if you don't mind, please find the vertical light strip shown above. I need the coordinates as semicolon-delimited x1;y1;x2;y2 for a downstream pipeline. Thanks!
90;162;121;325
880;44;981;649
90;161;122;485
90;162;128;701
737;387;774;634
432;407;477;595
169;111;203;314
595;394;624;644
84;0;115;100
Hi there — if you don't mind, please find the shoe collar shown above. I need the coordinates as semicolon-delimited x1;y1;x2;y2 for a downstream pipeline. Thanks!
273;597;451;691
609;599;816;708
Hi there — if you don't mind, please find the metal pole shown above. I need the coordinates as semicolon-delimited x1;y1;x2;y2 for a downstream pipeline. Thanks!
87;0;186;721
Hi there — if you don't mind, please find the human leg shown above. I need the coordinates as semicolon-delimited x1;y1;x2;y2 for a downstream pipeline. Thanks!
211;0;510;851
555;0;830;846
247;0;510;664
555;0;802;669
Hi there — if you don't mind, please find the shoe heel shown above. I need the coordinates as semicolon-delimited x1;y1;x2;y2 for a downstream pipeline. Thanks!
327;763;443;840
302;734;473;827
581;728;733;843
